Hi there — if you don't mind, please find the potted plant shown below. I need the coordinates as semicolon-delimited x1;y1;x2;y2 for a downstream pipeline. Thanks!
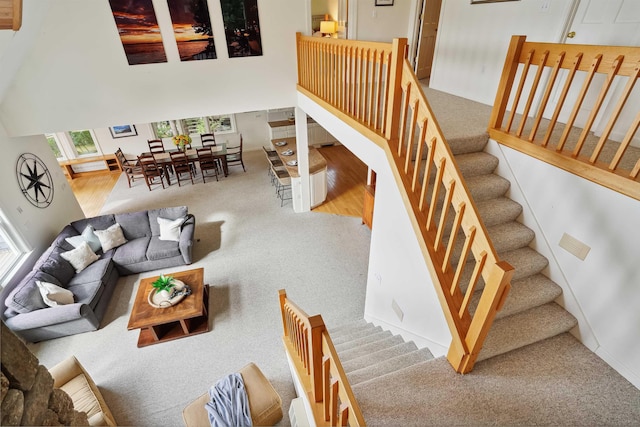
151;274;176;301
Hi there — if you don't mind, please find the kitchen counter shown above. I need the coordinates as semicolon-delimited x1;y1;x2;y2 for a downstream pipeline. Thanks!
271;137;327;177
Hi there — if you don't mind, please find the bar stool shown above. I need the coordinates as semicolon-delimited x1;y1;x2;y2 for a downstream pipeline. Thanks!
271;165;292;206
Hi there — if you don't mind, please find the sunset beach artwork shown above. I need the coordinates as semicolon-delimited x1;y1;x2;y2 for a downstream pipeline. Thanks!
168;0;216;61
109;0;167;65
220;0;263;58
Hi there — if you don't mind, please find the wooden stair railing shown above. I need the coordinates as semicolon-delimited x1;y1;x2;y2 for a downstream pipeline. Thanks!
490;35;640;201
296;33;513;374
279;290;365;427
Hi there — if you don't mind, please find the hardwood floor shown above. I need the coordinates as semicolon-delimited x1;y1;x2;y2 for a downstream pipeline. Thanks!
66;172;120;217
68;146;367;219
313;145;368;218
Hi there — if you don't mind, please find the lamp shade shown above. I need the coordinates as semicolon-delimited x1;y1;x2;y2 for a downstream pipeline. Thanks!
320;20;336;35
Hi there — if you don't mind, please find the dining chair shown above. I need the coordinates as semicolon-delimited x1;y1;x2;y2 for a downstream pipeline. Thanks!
196;147;219;183
200;133;216;147
147;139;165;154
226;134;246;172
170;151;194;186
114;148;144;188
138;153;166;190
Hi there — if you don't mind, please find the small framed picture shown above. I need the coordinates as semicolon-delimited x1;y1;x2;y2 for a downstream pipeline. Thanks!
471;0;520;4
109;125;138;138
375;0;394;6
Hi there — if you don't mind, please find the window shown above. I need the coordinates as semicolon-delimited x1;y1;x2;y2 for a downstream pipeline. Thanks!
0;209;31;286
45;133;65;160
183;117;207;134
68;130;99;156
207;115;235;134
153;120;175;138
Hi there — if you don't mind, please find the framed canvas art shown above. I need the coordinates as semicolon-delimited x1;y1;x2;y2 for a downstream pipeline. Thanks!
109;0;167;65
167;0;216;61
110;125;138;138
220;0;263;58
375;0;394;6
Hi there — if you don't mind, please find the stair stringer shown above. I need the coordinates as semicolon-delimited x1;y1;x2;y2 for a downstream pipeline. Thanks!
483;138;598;351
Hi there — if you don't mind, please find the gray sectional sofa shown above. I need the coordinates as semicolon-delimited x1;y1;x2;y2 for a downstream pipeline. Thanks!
1;206;195;343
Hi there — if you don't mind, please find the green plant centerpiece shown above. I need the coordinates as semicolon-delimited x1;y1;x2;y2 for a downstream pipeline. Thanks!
151;274;176;301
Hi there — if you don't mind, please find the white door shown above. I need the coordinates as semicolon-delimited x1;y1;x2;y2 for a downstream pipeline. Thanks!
415;0;442;80
550;0;640;142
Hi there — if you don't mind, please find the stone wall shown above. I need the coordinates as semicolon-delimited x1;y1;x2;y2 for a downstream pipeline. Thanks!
1;322;89;426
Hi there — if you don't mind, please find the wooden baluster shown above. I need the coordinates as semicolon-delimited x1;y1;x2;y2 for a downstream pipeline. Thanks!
330;379;339;426
374;50;384;131
419;137;436;211
613;111;640;172
530;51;565;142
404;99;419;174
381;51;392;135
323;356;331;421
459;251;487;318
517;50;549;138
339;45;345;111
339;404;349;426
543;52;583;147
451;226;476;296
574;55;624;158
443;202;466;274
434;179;455;252
397;82;411;156
557;54;602;152
367;49;376;126
490;35;527;131
427;158;446;231
506;49;534;133
412;119;428;192
362;48;370;122
593;60;640;166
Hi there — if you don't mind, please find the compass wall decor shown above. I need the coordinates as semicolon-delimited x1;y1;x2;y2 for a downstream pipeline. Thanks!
15;153;54;208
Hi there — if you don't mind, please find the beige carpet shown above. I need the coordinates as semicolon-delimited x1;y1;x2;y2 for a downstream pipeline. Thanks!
28;149;372;426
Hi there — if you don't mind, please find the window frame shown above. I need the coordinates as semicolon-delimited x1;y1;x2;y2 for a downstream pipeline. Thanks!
0;209;32;287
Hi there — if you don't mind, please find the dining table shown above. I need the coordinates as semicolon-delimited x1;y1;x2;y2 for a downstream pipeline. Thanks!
144;144;228;184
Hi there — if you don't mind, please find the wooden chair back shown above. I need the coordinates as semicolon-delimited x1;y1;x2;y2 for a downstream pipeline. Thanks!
148;139;165;154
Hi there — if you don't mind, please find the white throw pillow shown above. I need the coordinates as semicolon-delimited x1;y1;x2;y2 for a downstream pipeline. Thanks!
94;223;127;252
36;281;74;307
65;225;102;253
158;217;184;242
60;241;99;273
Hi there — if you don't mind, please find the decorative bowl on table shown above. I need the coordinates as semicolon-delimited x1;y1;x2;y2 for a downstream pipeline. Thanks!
282;149;294;156
274;141;287;147
286;160;298;166
148;279;189;308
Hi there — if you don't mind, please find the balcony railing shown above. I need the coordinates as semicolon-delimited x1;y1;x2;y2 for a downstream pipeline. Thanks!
489;35;640;200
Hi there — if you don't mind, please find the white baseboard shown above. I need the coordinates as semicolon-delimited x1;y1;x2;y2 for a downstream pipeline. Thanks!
596;347;640;390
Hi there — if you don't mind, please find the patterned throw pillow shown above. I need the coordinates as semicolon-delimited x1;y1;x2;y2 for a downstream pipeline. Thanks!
93;223;127;252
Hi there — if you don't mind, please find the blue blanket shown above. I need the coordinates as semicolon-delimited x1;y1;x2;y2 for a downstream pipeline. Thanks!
205;372;252;427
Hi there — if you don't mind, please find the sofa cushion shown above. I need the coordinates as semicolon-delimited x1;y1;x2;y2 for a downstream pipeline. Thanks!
65;225;102;253
94;224;127;252
36;281;75;307
59;374;102;420
40;250;76;285
146;236;181;261
71;215;116;235
112;237;150;266
4;271;62;314
61;242;100;273
115;211;152;240
148;207;188;236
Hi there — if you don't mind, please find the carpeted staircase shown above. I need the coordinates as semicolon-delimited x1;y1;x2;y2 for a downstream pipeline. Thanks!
328;86;583;411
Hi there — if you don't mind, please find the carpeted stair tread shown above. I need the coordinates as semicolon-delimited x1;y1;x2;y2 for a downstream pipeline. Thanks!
475;197;523;228
465;174;511;202
447;134;489;155
486;221;535;254
346;347;435;386
340;341;419;373
499;247;549;281
335;330;393;352
470;273;563;319
331;325;383;345
455;152;499;178
477;302;577;361
329;320;376;339
338;335;406;362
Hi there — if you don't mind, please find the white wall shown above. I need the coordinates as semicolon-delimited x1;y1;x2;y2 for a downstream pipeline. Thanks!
355;0;417;42
494;141;640;388
0;0;307;137
298;92;451;355
0;123;84;291
430;0;575;106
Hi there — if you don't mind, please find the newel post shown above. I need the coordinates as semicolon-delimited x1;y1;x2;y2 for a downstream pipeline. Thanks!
278;289;288;337
489;35;527;131
296;32;303;86
308;314;326;402
385;38;408;141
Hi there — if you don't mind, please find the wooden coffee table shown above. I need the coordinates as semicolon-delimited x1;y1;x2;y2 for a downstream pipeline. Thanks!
127;268;209;347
